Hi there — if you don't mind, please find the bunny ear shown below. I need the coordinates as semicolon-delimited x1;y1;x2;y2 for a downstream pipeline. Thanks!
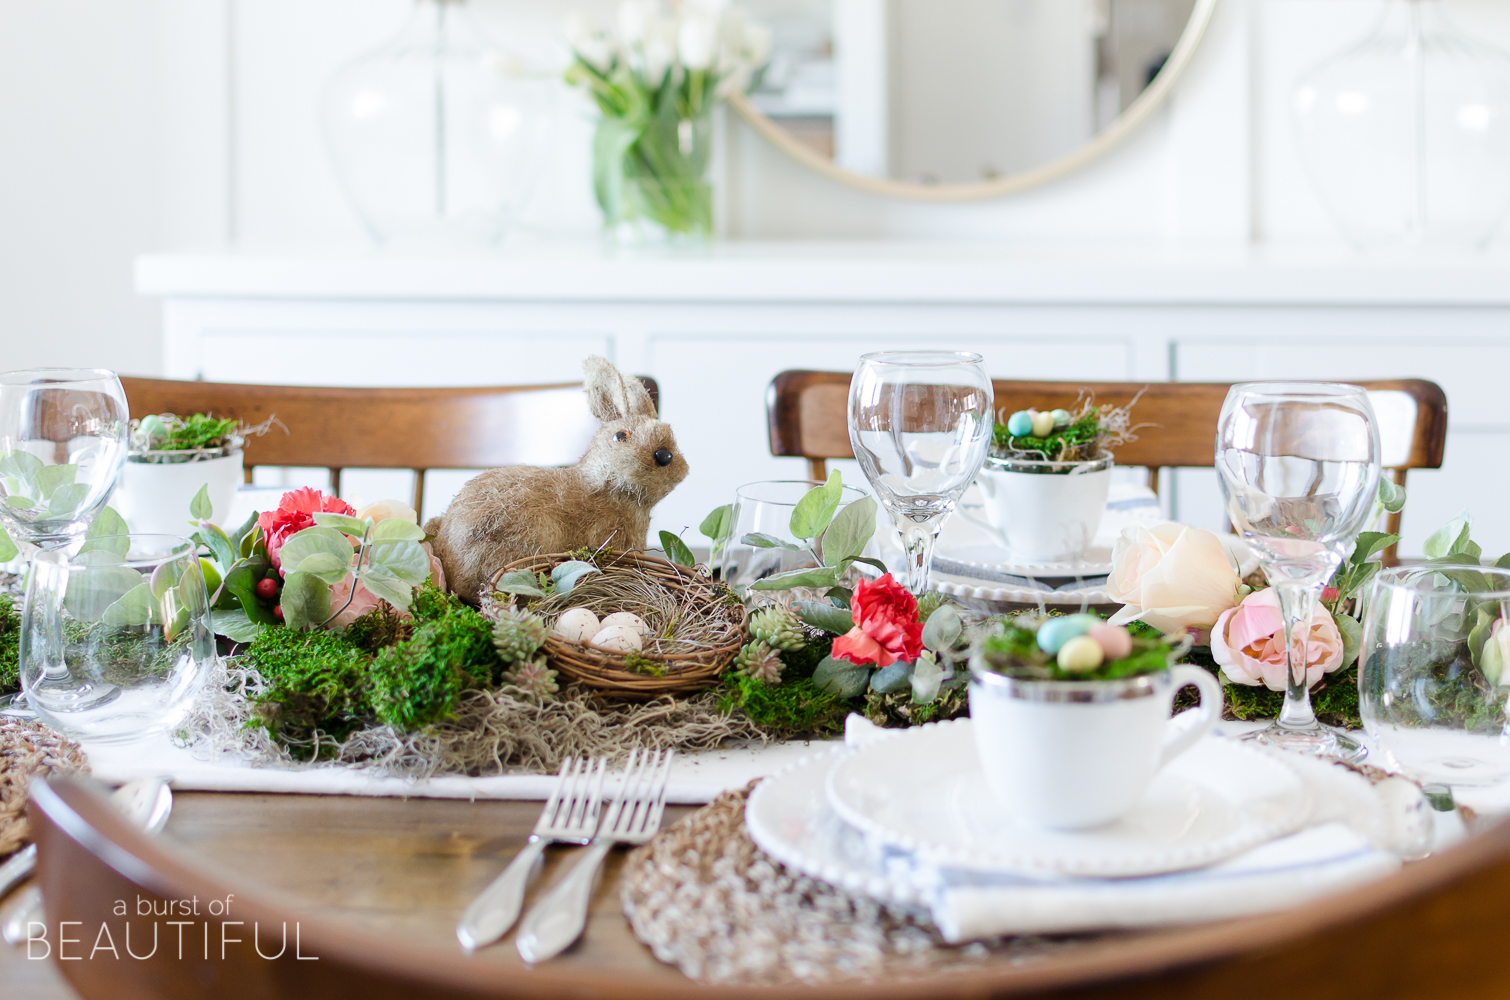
583;355;635;422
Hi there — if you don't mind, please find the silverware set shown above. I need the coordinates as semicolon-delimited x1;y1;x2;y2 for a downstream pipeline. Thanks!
457;748;674;962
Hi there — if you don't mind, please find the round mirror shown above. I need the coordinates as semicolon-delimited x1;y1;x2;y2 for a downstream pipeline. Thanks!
730;0;1215;199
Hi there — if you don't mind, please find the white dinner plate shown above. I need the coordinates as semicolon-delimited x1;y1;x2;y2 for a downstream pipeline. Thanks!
824;720;1311;879
744;747;928;907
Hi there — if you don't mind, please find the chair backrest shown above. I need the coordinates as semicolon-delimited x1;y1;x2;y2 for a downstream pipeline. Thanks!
119;377;659;514
768;373;1447;560
24;776;1510;999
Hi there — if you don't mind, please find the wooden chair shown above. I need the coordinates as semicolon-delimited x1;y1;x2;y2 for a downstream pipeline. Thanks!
768;373;1448;556
23;775;1510;999
119;377;659;516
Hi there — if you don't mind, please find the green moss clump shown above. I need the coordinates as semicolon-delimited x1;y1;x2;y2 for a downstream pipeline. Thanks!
1171;646;1363;729
976;617;1172;681
409;583;465;624
719;670;846;737
245;627;373;753
369;608;497;730
864;684;969;728
0;594;20;697
992;409;1102;461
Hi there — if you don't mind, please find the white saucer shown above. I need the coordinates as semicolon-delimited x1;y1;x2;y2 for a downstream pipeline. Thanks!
824;720;1311;879
744;747;928;907
933;543;1115;578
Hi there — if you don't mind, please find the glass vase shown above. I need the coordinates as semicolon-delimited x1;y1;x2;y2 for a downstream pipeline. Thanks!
1292;0;1510;250
595;111;714;243
322;0;554;246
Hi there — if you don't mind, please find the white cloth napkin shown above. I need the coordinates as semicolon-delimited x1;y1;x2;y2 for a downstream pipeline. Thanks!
842;715;1414;942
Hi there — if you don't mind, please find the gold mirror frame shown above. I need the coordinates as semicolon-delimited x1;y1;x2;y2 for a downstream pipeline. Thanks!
727;0;1218;202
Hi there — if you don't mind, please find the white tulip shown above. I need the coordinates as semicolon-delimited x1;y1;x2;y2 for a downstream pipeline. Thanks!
618;0;653;46
678;15;717;71
642;35;674;83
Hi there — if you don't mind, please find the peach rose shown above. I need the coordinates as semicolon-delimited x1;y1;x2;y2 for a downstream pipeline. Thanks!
327;575;384;629
1106;523;1242;638
1211;588;1345;692
355;499;419;525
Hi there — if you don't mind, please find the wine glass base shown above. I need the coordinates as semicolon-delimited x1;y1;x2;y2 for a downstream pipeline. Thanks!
28;679;121;714
0;692;36;718
1241;721;1367;763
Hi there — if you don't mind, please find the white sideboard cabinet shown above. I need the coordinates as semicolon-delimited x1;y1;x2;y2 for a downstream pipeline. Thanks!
137;243;1510;559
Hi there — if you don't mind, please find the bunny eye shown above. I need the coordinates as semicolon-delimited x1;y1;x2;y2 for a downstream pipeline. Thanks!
614;430;628;442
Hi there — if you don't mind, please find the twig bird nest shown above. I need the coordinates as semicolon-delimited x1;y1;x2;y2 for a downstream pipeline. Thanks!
483;551;746;698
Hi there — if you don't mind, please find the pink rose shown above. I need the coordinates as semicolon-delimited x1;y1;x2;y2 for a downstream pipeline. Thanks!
1211;588;1345;692
258;487;356;571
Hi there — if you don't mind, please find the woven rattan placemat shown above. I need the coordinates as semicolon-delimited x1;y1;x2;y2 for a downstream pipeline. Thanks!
0;718;88;857
621;782;1061;986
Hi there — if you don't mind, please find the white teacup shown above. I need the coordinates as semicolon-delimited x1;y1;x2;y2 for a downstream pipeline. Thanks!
967;665;1223;830
957;454;1113;562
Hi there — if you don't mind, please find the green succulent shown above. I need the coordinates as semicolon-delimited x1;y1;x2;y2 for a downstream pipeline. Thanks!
492;607;549;663
749;606;806;652
734;640;784;684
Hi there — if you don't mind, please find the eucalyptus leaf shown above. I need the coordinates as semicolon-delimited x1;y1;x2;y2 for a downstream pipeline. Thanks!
741;532;801;551
280;571;331;630
793;600;855;635
1497;552;1510;570
313;512;371;537
749;565;841;592
1334;611;1363;671
47;482;90;517
1424;513;1478;560
0;528;16;563
812;655;870;699
0;450;41;490
789;471;844;542
821;495;877;570
278;527;355;581
921;603;963;653
870;661;913;694
192;524;237;574
1378;477;1407;514
358;566;413;612
34;462;76;498
292;551;355;586
494;570;545;599
551;560;601;594
700;504;734;542
3;496;34;511
100;583;157;627
658;530;696;567
366;538;431;586
189;483;214;521
371;517;425;542
211;608;263;643
66;566;143;623
910;655;945;705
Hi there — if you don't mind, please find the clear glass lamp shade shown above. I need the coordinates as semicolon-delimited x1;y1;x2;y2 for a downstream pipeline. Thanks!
322;0;554;246
1292;0;1510;250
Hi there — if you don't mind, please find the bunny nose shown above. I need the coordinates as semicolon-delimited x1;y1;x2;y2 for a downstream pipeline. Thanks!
654;449;674;467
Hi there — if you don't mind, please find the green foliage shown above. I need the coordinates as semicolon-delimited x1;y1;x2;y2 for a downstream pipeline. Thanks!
0;594;21;697
369;608;497;730
719;669;846;737
992;409;1102;461
137;413;242;452
410;583;465;623
658;530;696;568
246;627;373;755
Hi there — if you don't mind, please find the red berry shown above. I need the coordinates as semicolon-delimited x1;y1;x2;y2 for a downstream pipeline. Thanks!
273;605;284;622
255;578;278;600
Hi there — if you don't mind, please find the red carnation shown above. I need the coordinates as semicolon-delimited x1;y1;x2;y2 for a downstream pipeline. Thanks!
258;487;355;571
831;574;925;668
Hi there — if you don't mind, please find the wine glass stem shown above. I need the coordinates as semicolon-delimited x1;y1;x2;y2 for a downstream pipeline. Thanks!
1274;579;1321;730
896;518;942;597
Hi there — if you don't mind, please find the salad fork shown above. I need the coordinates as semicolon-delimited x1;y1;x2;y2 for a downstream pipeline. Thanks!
515;748;674;963
456;756;607;952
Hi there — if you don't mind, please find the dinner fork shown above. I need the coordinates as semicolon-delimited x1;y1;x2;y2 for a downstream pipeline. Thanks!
515;748;674;964
455;756;607;952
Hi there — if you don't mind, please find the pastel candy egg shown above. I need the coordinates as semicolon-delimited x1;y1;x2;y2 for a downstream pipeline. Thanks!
1030;411;1056;437
600;611;649;636
1050;408;1072;428
1006;410;1034;436
592;624;644;653
1036;614;1098;654
553;607;601;644
1089;623;1133;661
1057;635;1105;673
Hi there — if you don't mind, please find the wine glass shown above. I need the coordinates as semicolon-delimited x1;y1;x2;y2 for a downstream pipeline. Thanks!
1360;566;1510;792
0;368;130;550
1216;381;1381;761
848;352;994;595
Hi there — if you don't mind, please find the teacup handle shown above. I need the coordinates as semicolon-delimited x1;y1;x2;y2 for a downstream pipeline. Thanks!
1157;665;1224;769
956;497;1009;546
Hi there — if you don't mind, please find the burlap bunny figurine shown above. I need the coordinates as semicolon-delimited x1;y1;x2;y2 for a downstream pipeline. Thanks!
425;356;690;603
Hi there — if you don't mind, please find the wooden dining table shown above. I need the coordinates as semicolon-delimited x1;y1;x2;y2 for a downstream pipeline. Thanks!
11;782;1510;1000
